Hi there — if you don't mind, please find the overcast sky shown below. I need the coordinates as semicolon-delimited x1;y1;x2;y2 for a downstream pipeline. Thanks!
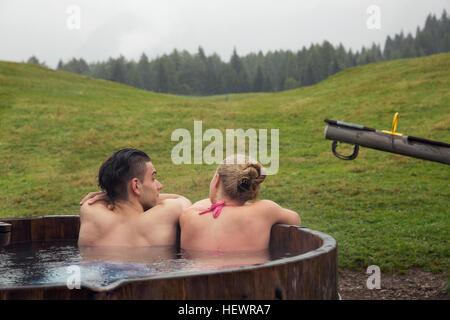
0;0;448;68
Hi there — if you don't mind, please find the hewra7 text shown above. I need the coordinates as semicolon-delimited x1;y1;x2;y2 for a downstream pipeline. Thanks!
222;304;271;315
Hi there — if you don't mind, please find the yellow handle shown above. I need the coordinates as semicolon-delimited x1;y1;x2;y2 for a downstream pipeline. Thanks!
382;112;403;136
391;112;399;133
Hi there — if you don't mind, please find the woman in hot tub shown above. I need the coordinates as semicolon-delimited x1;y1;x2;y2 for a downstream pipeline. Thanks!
180;155;301;252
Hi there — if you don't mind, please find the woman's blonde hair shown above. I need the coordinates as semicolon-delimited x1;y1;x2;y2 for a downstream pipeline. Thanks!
217;155;266;202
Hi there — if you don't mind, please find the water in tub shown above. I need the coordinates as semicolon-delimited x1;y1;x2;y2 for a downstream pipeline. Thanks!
0;241;292;289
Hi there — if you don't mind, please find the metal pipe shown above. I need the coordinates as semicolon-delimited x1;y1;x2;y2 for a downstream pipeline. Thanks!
324;124;450;165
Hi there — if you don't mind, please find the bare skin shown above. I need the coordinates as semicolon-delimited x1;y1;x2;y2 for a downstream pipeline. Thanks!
180;172;301;251
78;162;191;247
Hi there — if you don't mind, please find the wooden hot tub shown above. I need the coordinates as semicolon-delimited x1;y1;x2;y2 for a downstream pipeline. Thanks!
0;215;338;300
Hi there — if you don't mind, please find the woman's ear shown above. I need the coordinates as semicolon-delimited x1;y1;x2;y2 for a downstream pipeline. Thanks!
214;173;221;188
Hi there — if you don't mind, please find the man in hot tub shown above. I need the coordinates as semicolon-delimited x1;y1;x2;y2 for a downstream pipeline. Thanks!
78;148;191;247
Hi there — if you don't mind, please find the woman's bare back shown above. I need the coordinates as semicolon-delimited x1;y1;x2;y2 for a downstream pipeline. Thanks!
180;200;300;251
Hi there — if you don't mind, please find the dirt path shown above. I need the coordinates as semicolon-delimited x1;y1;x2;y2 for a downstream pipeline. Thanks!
338;268;449;300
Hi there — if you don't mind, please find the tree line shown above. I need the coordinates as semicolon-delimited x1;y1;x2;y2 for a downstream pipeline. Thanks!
29;11;450;95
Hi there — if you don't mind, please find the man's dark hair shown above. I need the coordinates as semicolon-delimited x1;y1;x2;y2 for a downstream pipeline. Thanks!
98;148;151;202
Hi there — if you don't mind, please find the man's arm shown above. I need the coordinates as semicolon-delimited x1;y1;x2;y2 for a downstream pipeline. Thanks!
190;198;212;211
79;191;192;211
157;193;192;210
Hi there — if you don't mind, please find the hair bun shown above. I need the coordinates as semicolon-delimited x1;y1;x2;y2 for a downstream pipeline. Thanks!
218;154;266;202
247;163;266;185
237;177;251;192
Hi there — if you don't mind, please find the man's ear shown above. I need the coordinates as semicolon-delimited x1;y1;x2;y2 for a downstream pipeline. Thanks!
130;178;140;195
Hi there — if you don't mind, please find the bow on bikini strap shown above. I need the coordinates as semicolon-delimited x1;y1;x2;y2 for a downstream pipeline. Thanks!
198;201;233;218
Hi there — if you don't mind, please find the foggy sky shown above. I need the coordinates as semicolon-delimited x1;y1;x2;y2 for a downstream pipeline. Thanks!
0;0;448;68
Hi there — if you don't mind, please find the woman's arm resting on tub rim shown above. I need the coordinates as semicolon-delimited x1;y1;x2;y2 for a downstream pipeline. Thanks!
258;200;301;226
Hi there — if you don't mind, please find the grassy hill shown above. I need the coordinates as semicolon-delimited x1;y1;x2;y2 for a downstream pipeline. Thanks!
0;53;449;273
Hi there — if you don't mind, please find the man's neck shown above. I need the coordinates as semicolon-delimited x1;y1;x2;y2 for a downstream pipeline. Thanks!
113;200;144;215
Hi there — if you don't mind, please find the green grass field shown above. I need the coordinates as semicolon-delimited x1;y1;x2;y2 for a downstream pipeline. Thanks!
0;53;449;274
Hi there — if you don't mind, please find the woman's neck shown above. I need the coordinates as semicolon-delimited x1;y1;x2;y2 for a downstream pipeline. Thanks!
212;194;246;207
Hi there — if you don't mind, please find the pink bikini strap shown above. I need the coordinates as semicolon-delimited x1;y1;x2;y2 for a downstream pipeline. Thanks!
198;201;234;218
